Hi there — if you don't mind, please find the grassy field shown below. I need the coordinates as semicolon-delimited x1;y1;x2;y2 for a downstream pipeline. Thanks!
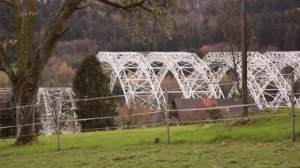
0;109;300;167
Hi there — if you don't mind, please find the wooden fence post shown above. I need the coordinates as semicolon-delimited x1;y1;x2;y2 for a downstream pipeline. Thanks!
164;88;170;145
291;72;296;142
56;113;61;151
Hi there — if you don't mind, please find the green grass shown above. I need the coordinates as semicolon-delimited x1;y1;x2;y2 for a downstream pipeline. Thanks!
0;109;300;167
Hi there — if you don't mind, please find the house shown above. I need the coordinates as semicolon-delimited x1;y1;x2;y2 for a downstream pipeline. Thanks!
171;98;258;122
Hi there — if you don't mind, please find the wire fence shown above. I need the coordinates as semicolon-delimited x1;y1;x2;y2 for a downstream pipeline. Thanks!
0;96;295;131
0;111;296;144
0;103;261;130
0;94;126;112
0;89;298;151
0;104;296;138
0;80;297;106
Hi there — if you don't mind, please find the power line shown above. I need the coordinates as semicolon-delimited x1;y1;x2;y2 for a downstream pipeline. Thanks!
0;80;299;112
74;95;125;102
169;113;290;125
81;122;164;132
0;104;37;111
0;94;126;112
0;133;43;140
0;103;283;130
0;122;44;130
168;103;257;112
0;112;294;140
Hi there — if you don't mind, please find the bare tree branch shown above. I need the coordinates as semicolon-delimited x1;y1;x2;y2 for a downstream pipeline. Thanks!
139;4;152;12
0;0;20;17
7;0;22;34
34;0;83;71
0;58;5;71
98;0;146;10
0;15;16;31
0;0;14;8
103;0;169;17
106;6;118;17
0;42;17;82
76;2;98;10
0;66;4;72
0;0;19;32
34;0;170;72
100;0;167;13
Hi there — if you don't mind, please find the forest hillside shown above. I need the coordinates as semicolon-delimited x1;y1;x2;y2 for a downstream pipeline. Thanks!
0;0;299;87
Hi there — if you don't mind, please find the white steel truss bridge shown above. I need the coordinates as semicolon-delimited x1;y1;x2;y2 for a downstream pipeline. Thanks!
1;52;300;135
97;52;223;110
96;51;300;110
37;87;80;135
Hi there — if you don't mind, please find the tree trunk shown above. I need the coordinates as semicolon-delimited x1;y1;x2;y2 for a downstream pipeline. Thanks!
14;74;39;144
11;0;81;144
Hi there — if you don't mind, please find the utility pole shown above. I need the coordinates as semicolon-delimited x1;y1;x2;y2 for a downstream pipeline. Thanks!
241;0;248;116
290;72;296;142
164;88;170;145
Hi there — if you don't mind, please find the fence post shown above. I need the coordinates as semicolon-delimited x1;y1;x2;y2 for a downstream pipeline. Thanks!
31;105;38;137
56;113;61;151
163;88;170;145
16;106;21;137
290;72;296;142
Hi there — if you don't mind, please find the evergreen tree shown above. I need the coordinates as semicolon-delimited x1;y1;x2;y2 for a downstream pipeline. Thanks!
73;55;116;130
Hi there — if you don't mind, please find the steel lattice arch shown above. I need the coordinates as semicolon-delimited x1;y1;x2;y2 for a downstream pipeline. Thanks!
37;87;80;135
2;52;299;135
96;51;300;110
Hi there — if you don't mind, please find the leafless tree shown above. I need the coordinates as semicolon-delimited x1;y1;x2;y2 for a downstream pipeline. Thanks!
216;0;242;98
0;0;174;144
